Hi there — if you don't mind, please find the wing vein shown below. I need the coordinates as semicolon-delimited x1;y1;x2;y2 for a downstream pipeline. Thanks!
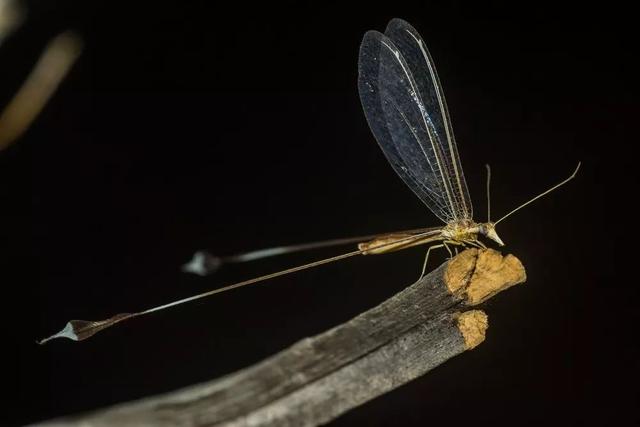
379;39;458;219
387;97;450;213
406;31;469;217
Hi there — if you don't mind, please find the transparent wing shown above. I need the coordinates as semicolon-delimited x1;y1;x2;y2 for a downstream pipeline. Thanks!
384;18;471;220
358;24;472;223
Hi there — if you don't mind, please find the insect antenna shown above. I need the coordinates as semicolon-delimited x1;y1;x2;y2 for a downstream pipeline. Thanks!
485;164;492;222
494;162;581;225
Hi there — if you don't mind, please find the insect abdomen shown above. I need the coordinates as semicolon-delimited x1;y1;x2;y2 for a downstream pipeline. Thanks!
358;233;439;255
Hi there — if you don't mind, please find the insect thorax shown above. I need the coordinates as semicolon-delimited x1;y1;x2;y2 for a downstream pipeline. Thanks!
442;220;479;242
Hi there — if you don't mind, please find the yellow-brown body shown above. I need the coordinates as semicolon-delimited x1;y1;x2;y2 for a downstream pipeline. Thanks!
358;220;503;255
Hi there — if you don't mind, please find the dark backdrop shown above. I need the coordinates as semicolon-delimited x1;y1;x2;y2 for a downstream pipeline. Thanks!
4;1;637;425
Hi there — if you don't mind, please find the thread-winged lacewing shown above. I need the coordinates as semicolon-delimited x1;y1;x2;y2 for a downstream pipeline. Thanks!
40;18;579;343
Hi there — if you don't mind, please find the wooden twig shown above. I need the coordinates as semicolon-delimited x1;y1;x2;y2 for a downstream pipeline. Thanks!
35;249;526;427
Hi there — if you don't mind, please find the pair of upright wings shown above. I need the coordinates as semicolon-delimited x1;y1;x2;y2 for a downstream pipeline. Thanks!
358;18;472;224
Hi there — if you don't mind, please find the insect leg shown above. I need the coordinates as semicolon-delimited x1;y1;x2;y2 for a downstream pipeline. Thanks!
443;240;466;258
443;241;453;258
462;240;479;248
463;239;486;249
419;244;444;280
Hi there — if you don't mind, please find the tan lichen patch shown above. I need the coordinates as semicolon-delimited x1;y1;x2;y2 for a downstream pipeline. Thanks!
457;310;488;350
444;248;479;295
465;249;527;305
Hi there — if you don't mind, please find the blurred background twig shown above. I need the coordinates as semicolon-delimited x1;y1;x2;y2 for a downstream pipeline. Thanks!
0;0;24;46
0;30;82;151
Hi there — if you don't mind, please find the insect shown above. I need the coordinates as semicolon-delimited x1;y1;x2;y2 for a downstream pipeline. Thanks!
354;18;579;274
40;18;579;343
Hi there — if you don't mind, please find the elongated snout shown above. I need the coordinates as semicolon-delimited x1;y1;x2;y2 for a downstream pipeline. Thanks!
480;223;504;246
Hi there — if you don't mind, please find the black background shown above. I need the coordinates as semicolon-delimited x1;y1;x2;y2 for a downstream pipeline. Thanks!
4;1;637;426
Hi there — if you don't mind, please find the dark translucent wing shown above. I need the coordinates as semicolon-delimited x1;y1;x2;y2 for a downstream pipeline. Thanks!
384;18;472;220
358;30;458;223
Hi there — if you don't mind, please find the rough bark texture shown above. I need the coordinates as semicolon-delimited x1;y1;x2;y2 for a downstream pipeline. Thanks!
35;249;526;427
